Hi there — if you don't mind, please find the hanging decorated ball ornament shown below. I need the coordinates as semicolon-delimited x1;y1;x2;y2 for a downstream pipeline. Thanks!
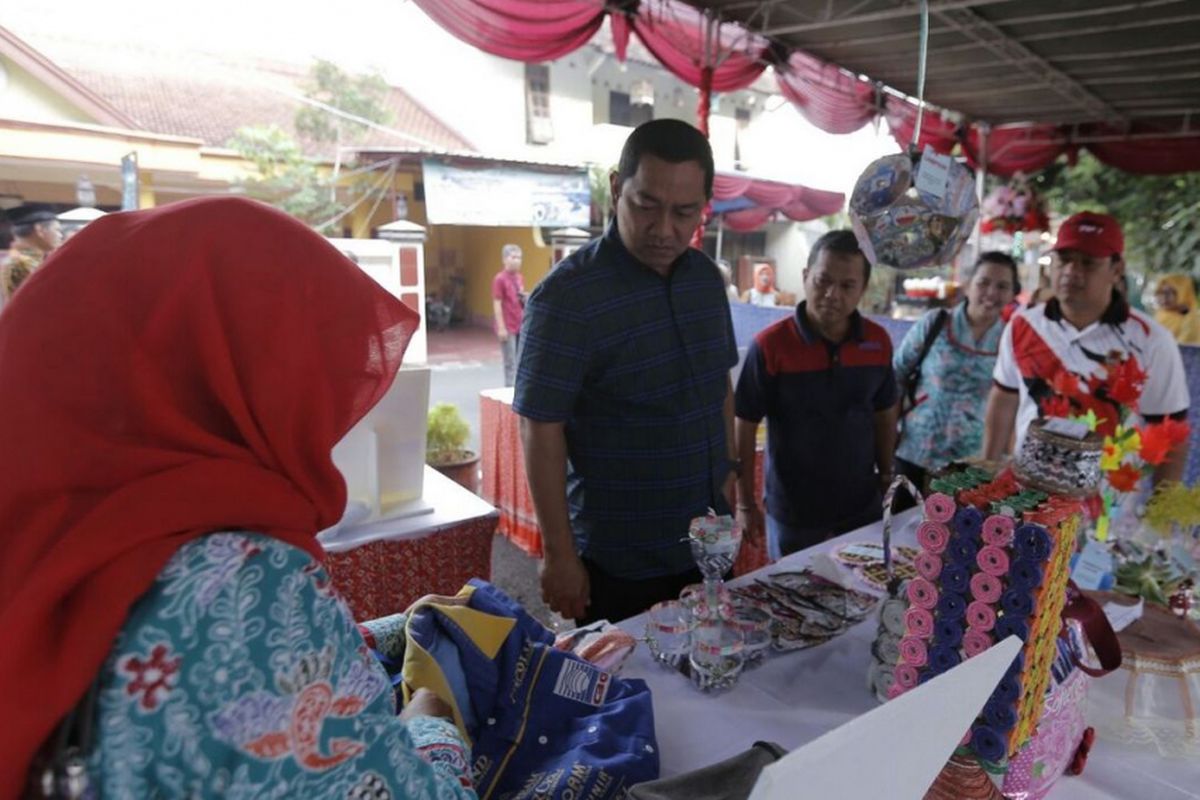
849;146;979;271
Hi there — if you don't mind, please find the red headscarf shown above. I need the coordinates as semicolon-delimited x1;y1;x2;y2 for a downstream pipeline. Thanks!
0;197;418;794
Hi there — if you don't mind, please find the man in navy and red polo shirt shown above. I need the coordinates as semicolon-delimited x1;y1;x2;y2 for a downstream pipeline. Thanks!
735;230;899;558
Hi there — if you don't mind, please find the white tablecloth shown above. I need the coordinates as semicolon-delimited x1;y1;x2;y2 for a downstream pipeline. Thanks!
618;508;1200;799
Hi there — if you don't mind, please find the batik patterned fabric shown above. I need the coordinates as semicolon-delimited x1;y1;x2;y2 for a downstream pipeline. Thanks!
86;532;476;800
894;304;1005;472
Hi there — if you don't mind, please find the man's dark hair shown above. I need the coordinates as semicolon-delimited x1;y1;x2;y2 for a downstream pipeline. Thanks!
616;119;714;198
807;229;871;285
13;223;37;239
968;251;1021;295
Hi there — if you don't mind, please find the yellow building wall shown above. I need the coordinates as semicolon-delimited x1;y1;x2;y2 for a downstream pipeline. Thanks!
0;56;97;125
339;167;555;325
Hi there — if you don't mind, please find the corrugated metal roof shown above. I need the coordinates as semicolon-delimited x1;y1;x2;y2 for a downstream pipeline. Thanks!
685;0;1200;129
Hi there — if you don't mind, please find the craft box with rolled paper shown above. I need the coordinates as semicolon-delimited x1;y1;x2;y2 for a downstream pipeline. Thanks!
886;465;1117;799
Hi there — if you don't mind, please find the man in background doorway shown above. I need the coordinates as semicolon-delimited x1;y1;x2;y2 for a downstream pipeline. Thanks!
492;243;525;387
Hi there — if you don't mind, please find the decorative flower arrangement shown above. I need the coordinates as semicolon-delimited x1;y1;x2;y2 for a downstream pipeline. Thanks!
1037;354;1191;536
980;175;1050;235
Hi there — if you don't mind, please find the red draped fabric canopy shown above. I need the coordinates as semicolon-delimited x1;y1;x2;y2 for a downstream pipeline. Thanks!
712;172;845;232
408;0;1200;178
775;50;877;135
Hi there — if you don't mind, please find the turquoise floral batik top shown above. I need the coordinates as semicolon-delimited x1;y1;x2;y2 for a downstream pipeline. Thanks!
84;532;477;800
894;304;1006;472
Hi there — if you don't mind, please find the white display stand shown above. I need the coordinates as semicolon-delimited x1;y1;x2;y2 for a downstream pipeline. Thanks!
328;364;432;536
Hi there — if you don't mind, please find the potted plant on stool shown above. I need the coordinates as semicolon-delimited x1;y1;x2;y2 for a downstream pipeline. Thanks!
426;402;479;493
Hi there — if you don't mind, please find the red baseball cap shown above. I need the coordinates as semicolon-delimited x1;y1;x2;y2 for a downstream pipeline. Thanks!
1053;212;1124;258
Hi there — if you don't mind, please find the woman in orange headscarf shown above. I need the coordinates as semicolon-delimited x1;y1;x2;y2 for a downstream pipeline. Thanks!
1154;273;1200;345
0;198;476;798
740;262;779;306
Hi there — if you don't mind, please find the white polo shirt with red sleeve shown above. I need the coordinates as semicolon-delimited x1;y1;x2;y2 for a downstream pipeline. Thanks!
993;297;1190;451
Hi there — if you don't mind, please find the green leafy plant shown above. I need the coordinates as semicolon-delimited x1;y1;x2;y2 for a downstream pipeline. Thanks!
426;403;472;465
227;124;341;231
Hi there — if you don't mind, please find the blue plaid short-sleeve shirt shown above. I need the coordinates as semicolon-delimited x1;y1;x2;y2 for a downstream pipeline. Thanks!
514;224;738;580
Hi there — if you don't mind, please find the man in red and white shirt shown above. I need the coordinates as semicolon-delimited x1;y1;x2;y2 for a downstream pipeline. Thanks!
984;212;1190;484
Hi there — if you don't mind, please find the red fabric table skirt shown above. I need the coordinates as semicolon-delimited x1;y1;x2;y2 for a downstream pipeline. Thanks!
326;515;496;620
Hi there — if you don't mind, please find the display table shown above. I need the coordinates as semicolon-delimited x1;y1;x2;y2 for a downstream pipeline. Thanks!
480;387;543;556
323;466;497;620
480;387;766;562
617;509;1199;799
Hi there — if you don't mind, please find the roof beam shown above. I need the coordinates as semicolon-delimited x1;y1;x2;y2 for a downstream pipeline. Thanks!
932;6;1123;123
759;0;1018;36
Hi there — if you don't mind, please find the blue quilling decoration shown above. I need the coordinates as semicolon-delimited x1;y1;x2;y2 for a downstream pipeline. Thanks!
955;506;984;537
934;618;964;648
993;675;1021;704
940;562;971;594
929;644;962;672
1014;523;1052;561
995;614;1029;641
946;536;980;567
970;724;1008;763
954;506;984;539
1008;558;1044;592
984;699;1018;732
936;592;967;621
1001;588;1034;617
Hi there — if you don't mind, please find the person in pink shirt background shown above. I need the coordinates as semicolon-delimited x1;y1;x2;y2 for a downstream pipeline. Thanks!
492;243;525;387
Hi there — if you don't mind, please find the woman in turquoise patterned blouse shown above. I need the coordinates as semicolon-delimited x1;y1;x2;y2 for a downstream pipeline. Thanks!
0;198;476;799
893;252;1020;490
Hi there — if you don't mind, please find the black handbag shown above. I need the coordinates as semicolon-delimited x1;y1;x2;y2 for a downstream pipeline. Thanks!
626;741;787;800
27;678;99;799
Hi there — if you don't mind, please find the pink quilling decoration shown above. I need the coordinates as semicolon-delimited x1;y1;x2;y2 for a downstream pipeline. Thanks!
982;514;1015;546
907;577;939;610
976;545;1010;577
904;606;935;640
924;493;956;523
894;663;920;689
915;551;943;581
900;635;929;667
887;682;907;700
916;521;950;554
969;572;1003;604
963;629;994;658
966;600;997;631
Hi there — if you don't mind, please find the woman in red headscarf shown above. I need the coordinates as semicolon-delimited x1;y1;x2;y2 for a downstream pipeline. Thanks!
0;198;476;798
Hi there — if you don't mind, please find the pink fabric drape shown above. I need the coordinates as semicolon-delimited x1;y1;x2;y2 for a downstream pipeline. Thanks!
723;207;775;232
714;172;845;230
409;0;611;62
964;125;1070;178
885;97;961;154
775;50;877;135
1084;124;1200;175
412;0;1200;179
630;5;767;93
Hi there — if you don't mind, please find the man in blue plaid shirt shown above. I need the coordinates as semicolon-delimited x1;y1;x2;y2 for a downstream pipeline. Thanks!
515;120;739;624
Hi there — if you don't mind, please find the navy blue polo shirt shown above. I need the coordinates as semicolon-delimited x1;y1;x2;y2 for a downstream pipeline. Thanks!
514;223;738;580
735;301;898;530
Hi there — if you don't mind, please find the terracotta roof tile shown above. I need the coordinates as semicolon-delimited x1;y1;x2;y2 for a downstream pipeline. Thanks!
8;33;472;154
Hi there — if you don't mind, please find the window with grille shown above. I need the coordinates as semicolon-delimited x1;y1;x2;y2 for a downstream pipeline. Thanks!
526;64;553;144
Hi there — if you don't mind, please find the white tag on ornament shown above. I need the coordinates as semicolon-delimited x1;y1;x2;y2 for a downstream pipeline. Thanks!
914;146;953;199
1044;417;1090;440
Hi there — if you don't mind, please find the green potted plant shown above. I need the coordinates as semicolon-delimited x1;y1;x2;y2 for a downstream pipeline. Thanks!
426;402;479;493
